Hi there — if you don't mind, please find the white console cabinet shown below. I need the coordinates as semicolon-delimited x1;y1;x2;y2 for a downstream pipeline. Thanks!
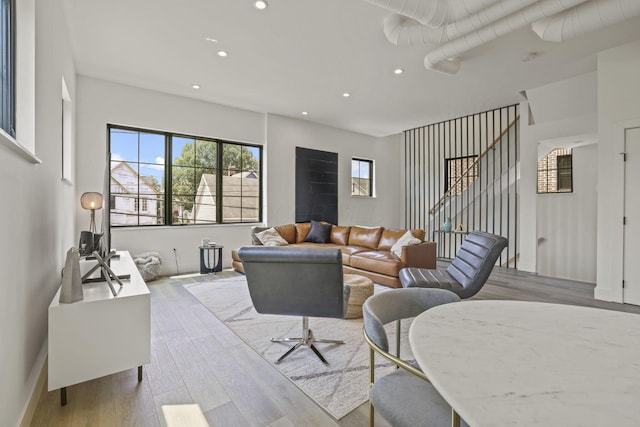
48;251;151;404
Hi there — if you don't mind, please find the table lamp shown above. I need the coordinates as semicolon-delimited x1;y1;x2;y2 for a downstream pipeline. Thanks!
80;192;103;234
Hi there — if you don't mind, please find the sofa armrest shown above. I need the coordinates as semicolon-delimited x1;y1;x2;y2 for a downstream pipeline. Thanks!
401;241;436;269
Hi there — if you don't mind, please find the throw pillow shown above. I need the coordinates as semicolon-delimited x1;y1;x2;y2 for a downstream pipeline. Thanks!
390;230;421;258
330;225;351;245
250;226;270;245
255;228;289;246
304;220;333;243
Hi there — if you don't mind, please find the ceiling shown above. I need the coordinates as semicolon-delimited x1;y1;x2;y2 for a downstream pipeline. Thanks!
61;0;640;137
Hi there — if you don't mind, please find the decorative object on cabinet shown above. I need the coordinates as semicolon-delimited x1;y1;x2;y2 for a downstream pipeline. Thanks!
81;250;128;297
59;247;83;303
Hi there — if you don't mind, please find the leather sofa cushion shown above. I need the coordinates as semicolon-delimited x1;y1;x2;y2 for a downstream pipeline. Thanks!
350;251;403;277
340;245;369;266
378;228;426;250
378;228;405;250
348;226;383;249
275;224;296;244
330;226;351;245
411;229;426;241
290;243;368;266
295;222;312;243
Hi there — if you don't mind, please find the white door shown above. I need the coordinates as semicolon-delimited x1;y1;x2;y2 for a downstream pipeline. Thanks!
624;127;640;305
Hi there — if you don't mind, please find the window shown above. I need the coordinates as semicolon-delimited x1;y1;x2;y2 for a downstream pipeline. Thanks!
445;155;478;195
352;158;373;196
537;148;573;194
108;125;262;227
0;0;15;138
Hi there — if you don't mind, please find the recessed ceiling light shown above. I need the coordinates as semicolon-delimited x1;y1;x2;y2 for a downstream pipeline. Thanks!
205;37;218;43
394;68;404;75
342;92;351;97
192;84;200;89
217;50;228;57
254;0;268;10
302;111;308;115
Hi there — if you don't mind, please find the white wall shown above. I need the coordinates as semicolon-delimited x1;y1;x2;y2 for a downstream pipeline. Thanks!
518;101;538;272
76;79;399;275
537;144;597;282
266;114;402;229
519;72;599;281
596;40;640;302
0;0;77;425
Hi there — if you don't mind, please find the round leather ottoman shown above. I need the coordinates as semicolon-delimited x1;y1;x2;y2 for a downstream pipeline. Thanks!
344;274;374;319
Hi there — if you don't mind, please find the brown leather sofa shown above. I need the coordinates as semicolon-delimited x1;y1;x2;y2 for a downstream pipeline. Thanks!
231;223;436;288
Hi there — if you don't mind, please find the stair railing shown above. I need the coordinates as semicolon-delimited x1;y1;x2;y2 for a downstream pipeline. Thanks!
428;114;520;216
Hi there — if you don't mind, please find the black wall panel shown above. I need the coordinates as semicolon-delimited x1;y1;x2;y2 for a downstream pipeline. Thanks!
295;147;338;224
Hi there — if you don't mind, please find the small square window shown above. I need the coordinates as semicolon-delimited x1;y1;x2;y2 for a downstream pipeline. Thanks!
352;158;373;197
537;148;573;194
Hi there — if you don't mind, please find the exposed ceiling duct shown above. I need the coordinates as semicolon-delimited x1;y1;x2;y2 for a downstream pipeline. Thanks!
532;0;640;42
367;0;640;74
384;0;542;47
423;0;589;73
363;0;497;27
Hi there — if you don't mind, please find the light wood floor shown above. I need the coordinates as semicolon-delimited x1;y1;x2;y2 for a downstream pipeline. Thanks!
30;264;640;427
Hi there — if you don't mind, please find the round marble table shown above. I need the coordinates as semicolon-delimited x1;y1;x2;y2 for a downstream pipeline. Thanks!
409;300;640;427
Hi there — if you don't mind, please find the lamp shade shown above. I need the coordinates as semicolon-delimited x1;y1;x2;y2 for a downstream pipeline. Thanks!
81;192;103;210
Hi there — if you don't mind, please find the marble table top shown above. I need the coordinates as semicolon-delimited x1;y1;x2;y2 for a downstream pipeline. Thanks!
409;300;640;427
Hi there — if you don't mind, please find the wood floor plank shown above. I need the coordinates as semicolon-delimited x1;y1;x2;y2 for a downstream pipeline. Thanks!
152;386;195;427
162;329;231;413
191;337;286;427
204;401;252;427
146;331;185;397
112;371;161;427
189;302;244;348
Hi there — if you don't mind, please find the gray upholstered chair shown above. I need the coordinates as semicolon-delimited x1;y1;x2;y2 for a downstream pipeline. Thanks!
400;230;508;299
238;246;350;364
363;288;466;427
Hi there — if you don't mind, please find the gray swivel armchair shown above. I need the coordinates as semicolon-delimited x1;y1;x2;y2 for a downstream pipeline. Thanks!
238;246;350;364
400;230;508;299
363;288;467;427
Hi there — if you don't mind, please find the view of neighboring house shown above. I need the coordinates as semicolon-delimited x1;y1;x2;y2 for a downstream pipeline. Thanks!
110;161;160;225
193;172;260;223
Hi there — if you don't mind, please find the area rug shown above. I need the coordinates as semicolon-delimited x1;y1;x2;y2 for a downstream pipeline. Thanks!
184;273;414;420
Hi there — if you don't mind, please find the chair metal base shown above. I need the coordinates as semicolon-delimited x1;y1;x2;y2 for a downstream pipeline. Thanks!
271;317;344;364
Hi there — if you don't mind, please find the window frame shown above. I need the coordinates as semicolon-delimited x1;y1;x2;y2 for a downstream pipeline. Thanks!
537;148;573;194
108;124;263;227
351;157;374;197
0;0;16;139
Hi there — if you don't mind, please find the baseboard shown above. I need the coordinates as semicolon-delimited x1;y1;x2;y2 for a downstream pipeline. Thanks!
594;286;621;303
17;347;47;427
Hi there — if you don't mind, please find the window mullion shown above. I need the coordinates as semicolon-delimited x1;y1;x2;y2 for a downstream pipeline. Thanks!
216;141;223;223
166;133;172;225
